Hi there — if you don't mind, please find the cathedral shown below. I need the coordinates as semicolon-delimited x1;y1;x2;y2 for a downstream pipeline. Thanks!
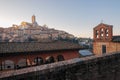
21;15;38;28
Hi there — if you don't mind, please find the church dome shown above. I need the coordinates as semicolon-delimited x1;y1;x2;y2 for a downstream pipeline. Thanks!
21;21;27;26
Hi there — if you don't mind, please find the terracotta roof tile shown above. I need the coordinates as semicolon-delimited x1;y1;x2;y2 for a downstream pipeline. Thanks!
0;41;82;54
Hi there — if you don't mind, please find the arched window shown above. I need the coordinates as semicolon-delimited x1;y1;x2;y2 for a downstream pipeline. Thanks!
106;29;109;33
45;56;55;64
57;55;65;61
34;57;43;65
96;30;99;34
101;28;104;32
106;29;109;37
96;30;99;38
96;35;99;38
106;34;109;37
17;58;27;69
100;28;104;38
101;33;104;37
2;60;15;70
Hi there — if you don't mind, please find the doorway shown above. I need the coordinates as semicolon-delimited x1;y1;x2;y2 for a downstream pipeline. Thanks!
102;45;106;54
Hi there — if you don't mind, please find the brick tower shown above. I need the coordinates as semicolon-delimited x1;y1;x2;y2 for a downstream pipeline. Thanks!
32;15;36;24
93;23;113;42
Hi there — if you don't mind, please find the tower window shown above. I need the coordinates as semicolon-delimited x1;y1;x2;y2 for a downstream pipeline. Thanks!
101;33;104;37
96;30;99;34
106;34;109;37
106;29;109;33
96;30;99;38
97;35;99;38
101;28;104;32
105;29;109;37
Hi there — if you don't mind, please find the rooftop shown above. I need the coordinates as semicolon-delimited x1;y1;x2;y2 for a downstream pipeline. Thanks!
0;41;82;54
94;23;113;29
79;50;93;57
112;36;120;42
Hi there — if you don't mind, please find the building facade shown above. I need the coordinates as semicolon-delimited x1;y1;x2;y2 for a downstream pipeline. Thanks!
0;41;82;71
93;23;120;55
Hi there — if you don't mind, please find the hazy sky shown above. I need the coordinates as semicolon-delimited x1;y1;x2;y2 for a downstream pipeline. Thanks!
0;0;120;38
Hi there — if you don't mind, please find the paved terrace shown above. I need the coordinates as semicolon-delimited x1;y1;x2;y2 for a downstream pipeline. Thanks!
1;51;120;80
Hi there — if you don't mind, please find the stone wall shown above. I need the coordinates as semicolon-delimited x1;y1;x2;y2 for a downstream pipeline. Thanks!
1;52;120;80
93;42;120;55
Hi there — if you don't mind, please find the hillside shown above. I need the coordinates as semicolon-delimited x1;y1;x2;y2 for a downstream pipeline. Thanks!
0;15;75;42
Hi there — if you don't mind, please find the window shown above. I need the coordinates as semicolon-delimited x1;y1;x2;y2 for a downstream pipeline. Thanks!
97;35;99;38
96;30;99;34
101;33;104;37
2;60;15;70
106;29;109;37
96;30;99;38
34;57;43;65
101;28;104;32
17;58;27;69
45;56;55;64
57;55;65;61
106;34;109;37
100;28;105;38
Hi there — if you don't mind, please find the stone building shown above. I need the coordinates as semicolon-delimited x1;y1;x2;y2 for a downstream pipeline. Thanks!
93;23;120;55
0;41;82;71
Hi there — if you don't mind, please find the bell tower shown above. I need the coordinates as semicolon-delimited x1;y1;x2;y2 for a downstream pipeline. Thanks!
32;15;36;24
93;23;113;42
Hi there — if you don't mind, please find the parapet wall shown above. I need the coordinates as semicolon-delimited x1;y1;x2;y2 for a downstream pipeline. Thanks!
1;52;120;80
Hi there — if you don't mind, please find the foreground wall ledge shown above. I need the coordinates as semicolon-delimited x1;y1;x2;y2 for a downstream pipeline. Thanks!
0;51;120;79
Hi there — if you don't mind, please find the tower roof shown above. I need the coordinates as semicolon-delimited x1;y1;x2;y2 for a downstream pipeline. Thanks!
94;23;113;29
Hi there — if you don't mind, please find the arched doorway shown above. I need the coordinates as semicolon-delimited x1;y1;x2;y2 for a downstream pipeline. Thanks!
17;58;27;69
45;56;55;64
57;55;65;61
34;57;44;65
2;60;15;70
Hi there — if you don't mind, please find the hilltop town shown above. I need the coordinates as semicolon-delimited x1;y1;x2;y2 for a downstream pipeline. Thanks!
0;15;74;42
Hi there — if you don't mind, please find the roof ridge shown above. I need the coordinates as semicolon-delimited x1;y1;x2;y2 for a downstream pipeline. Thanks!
94;23;113;29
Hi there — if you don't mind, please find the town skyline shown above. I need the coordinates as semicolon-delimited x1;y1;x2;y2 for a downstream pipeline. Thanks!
0;0;120;38
0;15;76;42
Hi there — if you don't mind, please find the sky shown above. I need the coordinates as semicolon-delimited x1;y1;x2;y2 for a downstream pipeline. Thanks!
0;0;120;38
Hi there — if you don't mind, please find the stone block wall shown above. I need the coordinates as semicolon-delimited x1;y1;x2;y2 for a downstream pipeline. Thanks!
1;52;120;80
93;42;120;55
